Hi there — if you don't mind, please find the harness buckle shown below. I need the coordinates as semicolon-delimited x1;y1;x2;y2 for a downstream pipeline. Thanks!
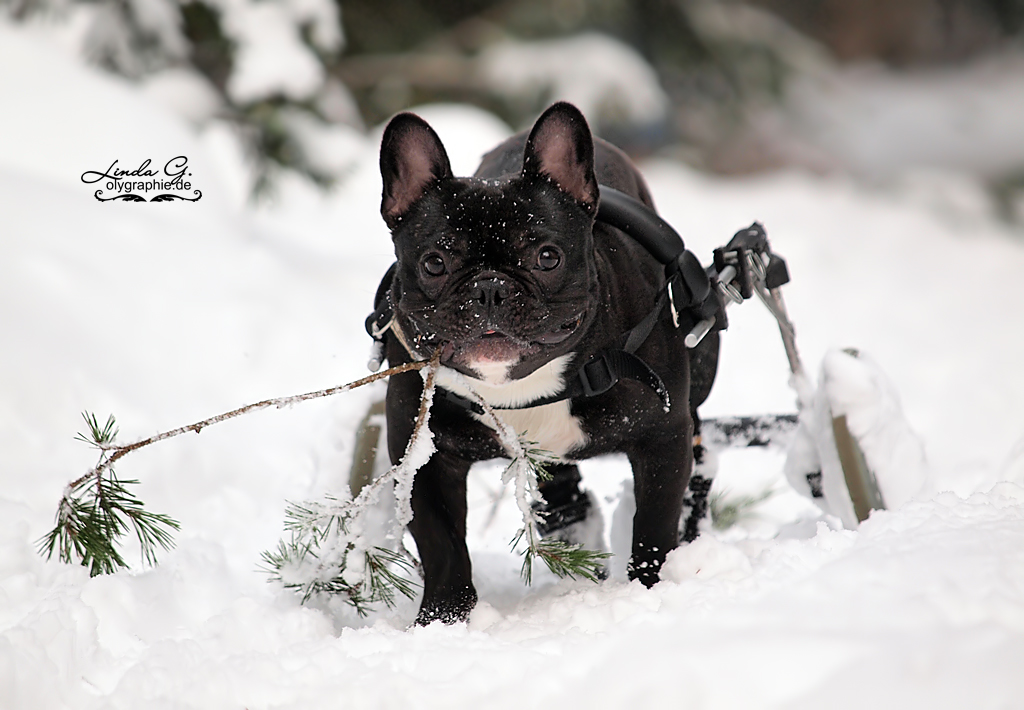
578;353;619;397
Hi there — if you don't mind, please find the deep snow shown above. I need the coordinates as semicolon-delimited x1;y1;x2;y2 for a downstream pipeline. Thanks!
3;19;1024;710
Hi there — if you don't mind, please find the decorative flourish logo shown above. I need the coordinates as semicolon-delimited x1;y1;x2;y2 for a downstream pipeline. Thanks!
81;156;202;202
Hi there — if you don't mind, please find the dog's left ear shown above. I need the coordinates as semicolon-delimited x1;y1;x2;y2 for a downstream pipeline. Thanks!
380;113;453;229
522;102;599;213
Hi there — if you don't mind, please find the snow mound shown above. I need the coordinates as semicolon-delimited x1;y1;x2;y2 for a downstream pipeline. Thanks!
785;348;929;528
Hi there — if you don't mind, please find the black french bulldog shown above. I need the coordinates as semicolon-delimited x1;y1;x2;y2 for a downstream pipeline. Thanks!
376;102;719;625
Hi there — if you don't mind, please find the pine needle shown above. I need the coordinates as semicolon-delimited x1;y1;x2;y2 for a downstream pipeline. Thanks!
38;413;181;576
512;527;610;585
533;538;610;582
261;542;420;616
709;487;776;530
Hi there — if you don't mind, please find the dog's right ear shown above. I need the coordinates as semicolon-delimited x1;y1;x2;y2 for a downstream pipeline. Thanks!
380;113;453;229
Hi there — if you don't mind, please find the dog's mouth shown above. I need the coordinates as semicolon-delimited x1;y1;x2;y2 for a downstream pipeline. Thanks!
533;312;585;345
442;329;532;366
436;312;584;378
460;311;584;353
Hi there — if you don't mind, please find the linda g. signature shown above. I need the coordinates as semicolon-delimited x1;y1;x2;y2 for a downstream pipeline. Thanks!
82;156;202;202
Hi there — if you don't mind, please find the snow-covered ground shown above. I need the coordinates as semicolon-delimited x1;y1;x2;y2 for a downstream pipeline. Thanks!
3;20;1024;709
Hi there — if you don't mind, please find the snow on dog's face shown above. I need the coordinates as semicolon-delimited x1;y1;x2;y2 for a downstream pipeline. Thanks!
379;104;601;384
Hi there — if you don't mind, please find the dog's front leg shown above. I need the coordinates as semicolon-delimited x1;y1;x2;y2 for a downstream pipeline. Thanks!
626;427;693;587
407;450;476;625
386;367;477;625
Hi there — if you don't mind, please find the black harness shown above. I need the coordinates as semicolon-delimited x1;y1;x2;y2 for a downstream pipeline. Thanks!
365;186;725;415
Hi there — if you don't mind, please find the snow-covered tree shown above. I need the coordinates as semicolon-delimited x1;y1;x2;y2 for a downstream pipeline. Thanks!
5;0;358;195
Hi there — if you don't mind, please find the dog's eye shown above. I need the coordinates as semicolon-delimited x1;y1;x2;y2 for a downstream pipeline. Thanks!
421;254;446;276
537;248;561;271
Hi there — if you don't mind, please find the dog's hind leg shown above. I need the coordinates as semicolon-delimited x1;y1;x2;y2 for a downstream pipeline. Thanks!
680;410;715;543
681;329;721;542
534;463;589;536
534;464;606;571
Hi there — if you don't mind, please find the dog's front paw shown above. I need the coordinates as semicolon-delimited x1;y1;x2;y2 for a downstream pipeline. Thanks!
413;586;478;626
627;546;668;588
626;553;667;586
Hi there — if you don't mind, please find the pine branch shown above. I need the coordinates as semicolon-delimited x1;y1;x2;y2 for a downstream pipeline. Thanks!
261;542;419;616
364;546;420;608
44;344;607;606
38;413;181;576
508;440;554;483
528;537;610;584
443;375;610;585
41;357;434;576
260;355;439;614
710;487;776;531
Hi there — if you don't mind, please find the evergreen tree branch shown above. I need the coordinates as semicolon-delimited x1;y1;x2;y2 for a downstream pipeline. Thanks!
38;413;182;576
531;538;610;583
41;357;434;576
439;373;610;585
710;486;776;531
260;354;440;614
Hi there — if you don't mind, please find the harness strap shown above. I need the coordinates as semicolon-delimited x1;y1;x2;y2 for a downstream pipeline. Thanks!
439;347;671;416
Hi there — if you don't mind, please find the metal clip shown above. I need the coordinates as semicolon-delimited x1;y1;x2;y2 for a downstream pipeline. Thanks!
716;264;743;305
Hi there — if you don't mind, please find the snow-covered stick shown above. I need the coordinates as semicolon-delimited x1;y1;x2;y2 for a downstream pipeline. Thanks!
291;358;438;537
69;359;431;485
262;355;440;613
392;364;438;529
40;357;435;577
442;371;609;584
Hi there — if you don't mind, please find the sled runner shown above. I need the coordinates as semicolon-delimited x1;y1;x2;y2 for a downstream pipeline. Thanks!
354;186;894;539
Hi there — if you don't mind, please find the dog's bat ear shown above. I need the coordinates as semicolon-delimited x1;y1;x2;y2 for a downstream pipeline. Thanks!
380;113;453;229
522;102;599;214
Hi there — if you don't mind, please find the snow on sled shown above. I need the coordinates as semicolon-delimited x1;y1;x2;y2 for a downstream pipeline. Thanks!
685;221;929;533
350;187;928;546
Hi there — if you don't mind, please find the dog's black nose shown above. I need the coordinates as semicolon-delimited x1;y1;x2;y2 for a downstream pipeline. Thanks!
468;275;511;309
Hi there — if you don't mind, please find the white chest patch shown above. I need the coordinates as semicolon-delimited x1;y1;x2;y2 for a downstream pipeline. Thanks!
435;353;588;460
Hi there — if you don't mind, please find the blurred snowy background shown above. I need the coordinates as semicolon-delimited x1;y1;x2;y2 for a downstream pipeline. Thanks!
7;0;1024;206
3;1;1024;708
